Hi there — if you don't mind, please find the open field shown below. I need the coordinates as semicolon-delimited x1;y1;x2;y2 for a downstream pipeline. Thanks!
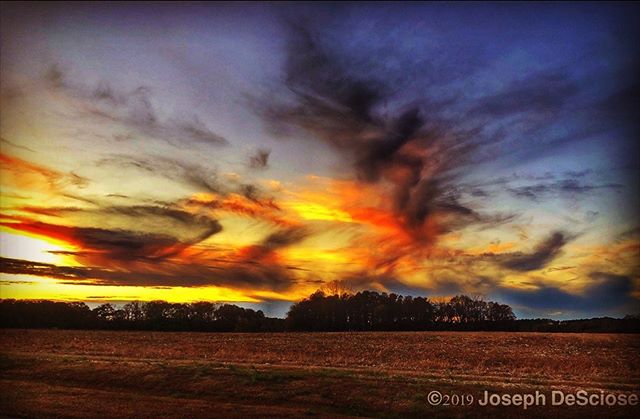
1;329;639;418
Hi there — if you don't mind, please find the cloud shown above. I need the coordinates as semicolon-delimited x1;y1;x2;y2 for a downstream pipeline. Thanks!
617;226;640;241
1;199;310;291
507;179;623;201
595;77;640;134
0;136;36;153
337;271;502;298
497;231;571;272
237;226;309;261
257;22;519;249
261;226;309;250
95;155;291;227
2;205;222;262
497;272;637;315
458;170;624;203
466;71;577;119
248;148;271;170
181;193;291;227
44;66;228;147
97;155;284;212
97;154;222;193
341;274;433;296
176;116;229;146
0;256;295;291
0;152;89;194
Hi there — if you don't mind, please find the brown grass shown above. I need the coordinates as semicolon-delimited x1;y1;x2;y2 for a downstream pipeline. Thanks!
1;329;639;418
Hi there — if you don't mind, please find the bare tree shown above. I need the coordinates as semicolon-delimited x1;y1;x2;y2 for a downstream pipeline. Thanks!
320;280;353;297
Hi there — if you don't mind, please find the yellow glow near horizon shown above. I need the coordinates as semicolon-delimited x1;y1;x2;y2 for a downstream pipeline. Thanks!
0;230;77;266
0;229;267;304
0;273;264;303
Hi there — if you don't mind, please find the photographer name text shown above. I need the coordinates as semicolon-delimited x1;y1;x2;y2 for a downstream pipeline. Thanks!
427;390;639;409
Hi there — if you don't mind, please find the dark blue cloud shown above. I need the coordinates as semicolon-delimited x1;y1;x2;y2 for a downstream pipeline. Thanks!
496;272;637;318
497;232;570;272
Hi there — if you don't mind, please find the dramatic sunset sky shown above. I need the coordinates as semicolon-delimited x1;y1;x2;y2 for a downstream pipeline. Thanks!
1;3;638;318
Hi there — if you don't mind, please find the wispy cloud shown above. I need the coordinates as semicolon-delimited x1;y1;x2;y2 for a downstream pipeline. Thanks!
466;71;577;119
506;179;623;201
0;153;89;195
0;256;297;291
97;154;223;193
44;66;228;147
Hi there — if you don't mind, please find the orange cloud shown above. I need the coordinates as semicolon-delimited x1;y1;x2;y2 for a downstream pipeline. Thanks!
0;153;86;194
182;192;298;227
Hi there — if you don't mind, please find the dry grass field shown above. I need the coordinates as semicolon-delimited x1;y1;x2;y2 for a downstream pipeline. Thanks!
1;329;639;418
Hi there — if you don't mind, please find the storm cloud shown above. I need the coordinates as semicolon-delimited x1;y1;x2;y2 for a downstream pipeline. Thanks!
259;22;523;246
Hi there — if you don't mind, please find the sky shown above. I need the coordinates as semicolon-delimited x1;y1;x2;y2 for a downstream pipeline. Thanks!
0;2;638;319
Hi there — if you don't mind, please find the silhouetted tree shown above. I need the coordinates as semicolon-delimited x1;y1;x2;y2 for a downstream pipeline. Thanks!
2;297;638;333
487;302;516;321
286;291;516;331
321;280;353;297
123;301;144;326
0;299;284;332
93;303;115;321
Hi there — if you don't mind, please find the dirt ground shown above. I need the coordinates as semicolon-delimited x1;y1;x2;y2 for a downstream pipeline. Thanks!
1;329;639;418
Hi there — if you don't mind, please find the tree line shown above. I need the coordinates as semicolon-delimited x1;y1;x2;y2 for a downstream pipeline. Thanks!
286;291;516;331
0;299;284;332
1;291;638;333
285;291;639;332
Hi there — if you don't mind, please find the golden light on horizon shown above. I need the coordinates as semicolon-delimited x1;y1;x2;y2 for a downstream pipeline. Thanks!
0;229;77;266
0;272;261;303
